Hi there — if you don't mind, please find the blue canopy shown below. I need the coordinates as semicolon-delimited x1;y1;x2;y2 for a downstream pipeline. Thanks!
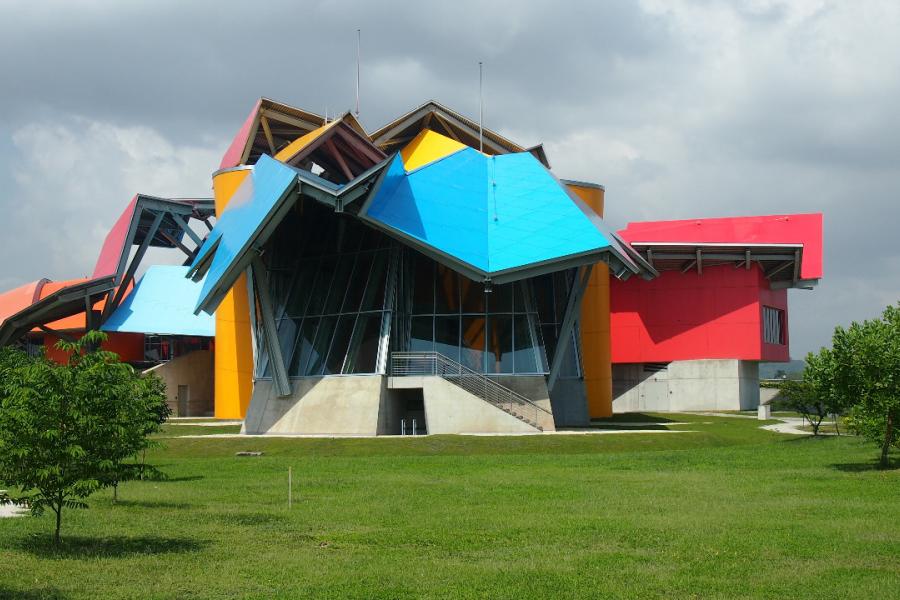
359;149;639;283
102;265;214;337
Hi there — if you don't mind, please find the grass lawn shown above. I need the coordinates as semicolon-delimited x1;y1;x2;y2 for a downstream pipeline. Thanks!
0;414;897;599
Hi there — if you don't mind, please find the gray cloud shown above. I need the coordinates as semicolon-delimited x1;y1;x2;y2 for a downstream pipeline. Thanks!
1;0;897;356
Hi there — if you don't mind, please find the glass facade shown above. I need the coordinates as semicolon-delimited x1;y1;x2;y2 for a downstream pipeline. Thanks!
254;200;582;380
400;251;545;374
257;201;394;377
531;270;582;378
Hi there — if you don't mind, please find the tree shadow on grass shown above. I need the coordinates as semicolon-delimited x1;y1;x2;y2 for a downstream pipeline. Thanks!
831;460;900;472
591;413;678;424
17;535;205;559
0;586;67;599
156;475;204;483
111;499;195;510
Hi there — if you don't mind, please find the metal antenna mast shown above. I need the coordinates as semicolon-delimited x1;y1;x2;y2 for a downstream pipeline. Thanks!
478;61;484;152
355;29;361;117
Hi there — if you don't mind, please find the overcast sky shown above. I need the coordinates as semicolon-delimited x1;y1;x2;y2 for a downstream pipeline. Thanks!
1;0;897;357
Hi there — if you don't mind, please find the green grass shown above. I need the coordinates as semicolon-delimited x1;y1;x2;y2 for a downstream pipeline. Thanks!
1;415;897;599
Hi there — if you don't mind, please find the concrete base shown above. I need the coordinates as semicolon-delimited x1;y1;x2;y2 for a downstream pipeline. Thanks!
244;374;551;435
613;359;760;413
244;376;385;435
390;376;542;434
144;350;214;417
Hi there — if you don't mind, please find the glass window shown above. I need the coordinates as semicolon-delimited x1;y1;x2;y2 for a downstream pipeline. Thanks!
344;313;383;374
434;316;460;363
410;316;433;352
258;200;395;378
486;315;513;373
512;314;538;373
461;316;487;372
323;254;355;314
342;251;373;313
459;277;485;313
411;254;433;314
323;314;357;375
435;266;459;314
361;251;389;311
288;318;319;376
404;250;546;374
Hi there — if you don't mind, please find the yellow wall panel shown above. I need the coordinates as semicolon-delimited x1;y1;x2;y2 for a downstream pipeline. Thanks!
566;182;613;418
212;168;255;419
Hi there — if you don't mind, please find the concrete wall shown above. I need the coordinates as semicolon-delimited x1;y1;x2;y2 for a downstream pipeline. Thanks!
245;374;553;435
391;376;541;434
144;350;214;417
612;359;760;412
244;376;385;435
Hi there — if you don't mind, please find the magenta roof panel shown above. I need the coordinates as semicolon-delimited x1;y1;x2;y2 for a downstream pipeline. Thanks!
219;98;261;170
92;195;138;279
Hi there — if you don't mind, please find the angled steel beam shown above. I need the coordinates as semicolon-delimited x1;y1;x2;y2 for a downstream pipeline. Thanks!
104;209;165;318
251;257;292;397
37;325;77;344
158;229;193;257
548;265;593;392
169;211;203;246
766;260;795;279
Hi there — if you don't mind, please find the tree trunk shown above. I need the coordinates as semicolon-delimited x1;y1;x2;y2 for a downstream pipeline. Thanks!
113;482;118;504
54;499;62;546
880;411;893;468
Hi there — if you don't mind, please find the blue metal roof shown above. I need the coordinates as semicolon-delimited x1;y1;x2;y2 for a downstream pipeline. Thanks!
359;149;632;280
102;266;214;337
188;154;299;314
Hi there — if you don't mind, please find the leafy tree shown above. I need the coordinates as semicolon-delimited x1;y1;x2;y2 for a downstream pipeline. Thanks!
0;331;169;543
831;304;900;468
774;348;841;436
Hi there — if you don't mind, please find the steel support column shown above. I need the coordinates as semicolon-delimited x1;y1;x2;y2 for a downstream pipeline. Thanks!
548;264;593;392
251;257;291;397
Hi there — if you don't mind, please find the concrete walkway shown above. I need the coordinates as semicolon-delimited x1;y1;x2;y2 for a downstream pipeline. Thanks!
761;417;839;436
175;429;699;439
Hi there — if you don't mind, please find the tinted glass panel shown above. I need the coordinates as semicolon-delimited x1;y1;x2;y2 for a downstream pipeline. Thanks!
342;251;373;313
344;313;382;374
461;316;486;372
410;316;433;352
434;316;460;363
289;318;319;376
486;315;513;373
512;315;538;373
459;277;485;313
306;316;337;375
435;266;459;314
323;315;356;374
323;254;355;314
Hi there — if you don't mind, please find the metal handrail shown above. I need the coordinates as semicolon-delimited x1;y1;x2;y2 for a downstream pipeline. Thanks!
390;351;549;430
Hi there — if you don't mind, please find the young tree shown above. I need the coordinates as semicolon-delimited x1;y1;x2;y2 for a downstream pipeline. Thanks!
773;348;840;435
0;331;169;543
831;304;900;468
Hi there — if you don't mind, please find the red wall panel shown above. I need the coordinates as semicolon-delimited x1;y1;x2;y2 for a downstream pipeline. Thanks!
611;264;789;363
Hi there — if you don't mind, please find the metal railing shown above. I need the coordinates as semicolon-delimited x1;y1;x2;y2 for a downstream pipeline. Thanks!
390;351;550;431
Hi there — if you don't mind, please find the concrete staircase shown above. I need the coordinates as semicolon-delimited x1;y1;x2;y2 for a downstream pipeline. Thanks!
389;351;552;431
